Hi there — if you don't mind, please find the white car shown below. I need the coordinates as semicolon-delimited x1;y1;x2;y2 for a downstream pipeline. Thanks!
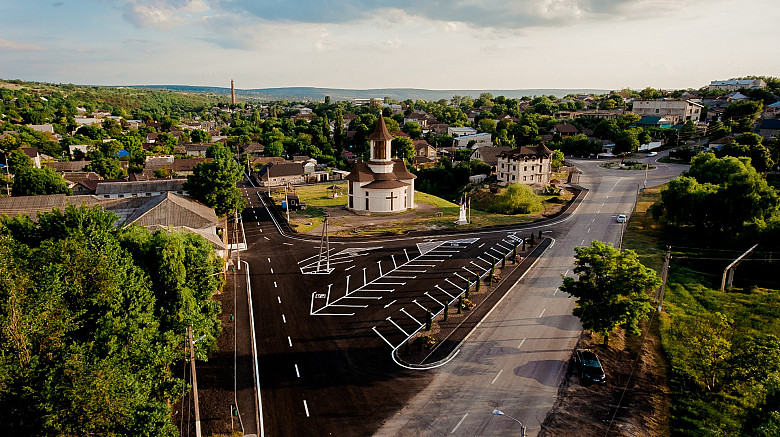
647;151;658;157
616;214;627;223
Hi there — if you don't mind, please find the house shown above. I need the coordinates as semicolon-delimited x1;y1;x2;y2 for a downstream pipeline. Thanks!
448;126;478;137
22;147;42;168
551;122;579;138
255;162;306;187
244;143;264;157
341;150;357;163
345;115;416;213
635;116;672;129
185;143;210;157
454;133;492;149
412;140;437;168
759;119;780;139
0;192;224;255
496;145;553;185
709;79;767;91
470;145;513;174
631;99;703;124
27;124;54;134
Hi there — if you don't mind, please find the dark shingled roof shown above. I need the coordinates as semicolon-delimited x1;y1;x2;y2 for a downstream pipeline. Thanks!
256;162;304;179
499;144;553;159
362;180;410;189
345;159;416;183
367;115;394;141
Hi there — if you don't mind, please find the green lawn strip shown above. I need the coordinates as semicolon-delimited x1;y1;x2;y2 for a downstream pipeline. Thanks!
623;183;780;436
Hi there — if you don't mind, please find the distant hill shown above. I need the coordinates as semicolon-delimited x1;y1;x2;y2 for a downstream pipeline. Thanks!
127;85;610;102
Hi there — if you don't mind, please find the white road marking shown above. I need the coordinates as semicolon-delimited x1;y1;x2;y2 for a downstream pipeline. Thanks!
282;242;293;246
491;369;503;385
581;239;585;245
553;288;558;296
274;281;277;288
387;317;409;336
287;336;292;347
587;228;591;233
295;364;300;378
384;275;417;279
478;243;485;248
282;314;286;323
400;308;421;325
263;235;269;239
268;258;271;262
270;268;274;274
451;413;468;434
564;269;569;276
517;338;526;349
277;296;281;304
373;326;394;348
303;400;310;417
345;265;355;271
539;309;546;318
413;299;428;312
462;266;478;277
384;299;397;308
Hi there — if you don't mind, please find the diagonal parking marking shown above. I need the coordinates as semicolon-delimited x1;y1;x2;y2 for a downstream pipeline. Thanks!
387;317;409;336
400;308;422;325
463;266;479;277
373;327;395;348
436;284;455;299
470;260;488;271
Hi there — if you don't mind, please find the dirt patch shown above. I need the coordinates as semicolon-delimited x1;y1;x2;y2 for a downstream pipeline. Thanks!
539;316;670;436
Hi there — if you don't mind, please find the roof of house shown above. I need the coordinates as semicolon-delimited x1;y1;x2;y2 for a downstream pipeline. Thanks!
94;178;187;195
499;144;553;160
244;143;264;153
553;123;579;134
471;146;513;165
45;161;91;172
124;191;217;230
22;147;39;158
367;115;394;141
257;162;304;179
413;140;434;151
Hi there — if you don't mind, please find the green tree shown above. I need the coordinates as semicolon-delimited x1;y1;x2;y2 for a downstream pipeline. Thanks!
12;167;71;196
7;149;32;174
391;137;414;162
551;149;565;169
669;312;733;391
401;122;422;140
184;143;246;216
560;241;660;344
487;183;542;215
190;129;211;143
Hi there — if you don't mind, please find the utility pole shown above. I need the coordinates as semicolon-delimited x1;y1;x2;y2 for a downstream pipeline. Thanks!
187;326;202;437
317;215;330;272
656;246;671;311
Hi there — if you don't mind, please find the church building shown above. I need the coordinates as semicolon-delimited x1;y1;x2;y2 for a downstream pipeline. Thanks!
345;115;416;213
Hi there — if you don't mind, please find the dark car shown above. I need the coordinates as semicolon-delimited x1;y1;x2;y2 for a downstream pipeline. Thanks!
574;349;606;384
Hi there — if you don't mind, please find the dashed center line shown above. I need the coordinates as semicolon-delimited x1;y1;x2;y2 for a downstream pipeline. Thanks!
303;400;310;417
295;364;300;378
282;314;286;323
517;338;526;349
277;296;281;304
491;369;503;385
539;309;547;318
274;281;278;288
270;268;274;274
287;336;292;347
451;413;468;434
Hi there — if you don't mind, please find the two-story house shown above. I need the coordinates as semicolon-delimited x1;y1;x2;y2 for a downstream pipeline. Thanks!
496;145;553;185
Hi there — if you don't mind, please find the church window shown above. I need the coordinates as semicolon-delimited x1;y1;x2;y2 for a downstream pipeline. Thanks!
374;141;387;159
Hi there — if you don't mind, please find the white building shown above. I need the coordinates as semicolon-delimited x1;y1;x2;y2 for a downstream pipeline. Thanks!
496;145;553;185
708;79;766;92
631;99;703;124
454;132;492;149
448;126;477;137
345;115;416;213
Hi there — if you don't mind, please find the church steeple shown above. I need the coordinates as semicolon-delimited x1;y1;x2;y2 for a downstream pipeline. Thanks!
366;114;394;174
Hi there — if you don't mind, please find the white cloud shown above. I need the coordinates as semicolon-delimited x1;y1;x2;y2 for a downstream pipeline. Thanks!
121;0;210;29
0;39;47;51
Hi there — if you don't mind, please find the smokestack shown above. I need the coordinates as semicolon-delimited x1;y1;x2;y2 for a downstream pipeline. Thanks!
231;79;236;105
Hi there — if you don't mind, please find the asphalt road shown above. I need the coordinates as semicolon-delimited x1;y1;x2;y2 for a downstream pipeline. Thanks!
235;153;687;437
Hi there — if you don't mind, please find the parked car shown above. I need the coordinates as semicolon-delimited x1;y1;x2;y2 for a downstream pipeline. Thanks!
574;349;606;384
646;151;658;157
616;214;626;223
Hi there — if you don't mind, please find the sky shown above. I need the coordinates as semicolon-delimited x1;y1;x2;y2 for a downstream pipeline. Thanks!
1;0;778;91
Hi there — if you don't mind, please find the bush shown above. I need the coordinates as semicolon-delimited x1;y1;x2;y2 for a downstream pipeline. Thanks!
487;183;543;215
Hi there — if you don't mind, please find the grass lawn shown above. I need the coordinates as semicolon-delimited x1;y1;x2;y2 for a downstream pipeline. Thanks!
276;183;572;235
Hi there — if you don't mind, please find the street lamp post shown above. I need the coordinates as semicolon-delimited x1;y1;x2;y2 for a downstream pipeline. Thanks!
492;409;527;437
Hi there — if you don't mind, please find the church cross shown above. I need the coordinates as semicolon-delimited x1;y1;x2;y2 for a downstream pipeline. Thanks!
386;192;398;209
